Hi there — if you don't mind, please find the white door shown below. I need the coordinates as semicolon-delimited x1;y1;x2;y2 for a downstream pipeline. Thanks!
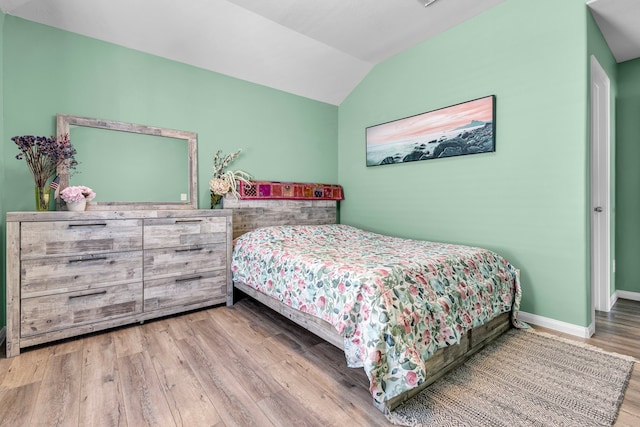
590;55;611;318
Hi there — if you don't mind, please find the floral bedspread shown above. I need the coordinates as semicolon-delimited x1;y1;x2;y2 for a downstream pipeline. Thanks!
231;224;521;405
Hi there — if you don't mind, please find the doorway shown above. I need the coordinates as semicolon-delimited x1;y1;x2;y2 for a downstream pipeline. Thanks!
590;55;611;326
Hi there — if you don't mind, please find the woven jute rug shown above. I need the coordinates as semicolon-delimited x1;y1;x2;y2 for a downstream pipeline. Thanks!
387;328;636;427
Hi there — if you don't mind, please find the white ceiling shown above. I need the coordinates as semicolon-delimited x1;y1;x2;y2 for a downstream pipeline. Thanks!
0;0;638;105
0;0;508;105
587;0;640;63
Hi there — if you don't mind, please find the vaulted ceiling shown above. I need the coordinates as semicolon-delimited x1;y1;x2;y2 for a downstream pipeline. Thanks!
0;0;638;105
588;0;640;63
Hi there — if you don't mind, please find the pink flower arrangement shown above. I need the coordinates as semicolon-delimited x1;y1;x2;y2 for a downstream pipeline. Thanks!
60;186;96;203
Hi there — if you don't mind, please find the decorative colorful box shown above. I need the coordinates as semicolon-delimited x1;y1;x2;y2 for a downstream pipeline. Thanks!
238;181;343;201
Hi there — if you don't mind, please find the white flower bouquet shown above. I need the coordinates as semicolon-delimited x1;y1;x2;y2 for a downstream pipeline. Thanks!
210;149;251;207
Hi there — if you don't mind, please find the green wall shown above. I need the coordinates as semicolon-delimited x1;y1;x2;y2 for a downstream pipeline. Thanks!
338;0;592;326
0;16;338;329
616;57;640;293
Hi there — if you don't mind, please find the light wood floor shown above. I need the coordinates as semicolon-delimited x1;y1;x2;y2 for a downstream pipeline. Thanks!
1;297;639;427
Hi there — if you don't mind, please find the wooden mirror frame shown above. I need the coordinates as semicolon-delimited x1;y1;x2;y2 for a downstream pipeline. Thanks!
56;113;198;210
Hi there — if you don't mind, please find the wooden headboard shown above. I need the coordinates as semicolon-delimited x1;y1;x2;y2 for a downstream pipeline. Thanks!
222;198;337;239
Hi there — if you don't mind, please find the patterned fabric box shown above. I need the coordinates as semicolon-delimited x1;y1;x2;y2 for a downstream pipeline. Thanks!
238;181;343;201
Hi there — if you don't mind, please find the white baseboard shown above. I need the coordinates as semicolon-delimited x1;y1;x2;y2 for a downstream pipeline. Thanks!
610;292;619;309
519;293;640;339
517;311;592;338
615;290;640;302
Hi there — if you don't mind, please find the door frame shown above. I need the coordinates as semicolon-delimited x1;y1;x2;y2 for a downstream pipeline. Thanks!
590;55;611;325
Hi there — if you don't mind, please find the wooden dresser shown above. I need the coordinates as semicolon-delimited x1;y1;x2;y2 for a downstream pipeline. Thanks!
5;209;232;357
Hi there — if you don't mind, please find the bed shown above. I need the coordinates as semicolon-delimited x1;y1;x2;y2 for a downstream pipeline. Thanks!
224;197;521;413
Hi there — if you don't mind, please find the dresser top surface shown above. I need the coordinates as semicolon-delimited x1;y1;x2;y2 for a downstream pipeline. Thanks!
7;209;232;222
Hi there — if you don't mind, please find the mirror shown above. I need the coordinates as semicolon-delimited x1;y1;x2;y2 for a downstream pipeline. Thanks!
56;114;197;210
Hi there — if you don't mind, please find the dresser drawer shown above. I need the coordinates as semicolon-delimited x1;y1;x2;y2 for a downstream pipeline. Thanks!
144;270;226;311
21;282;143;337
144;243;227;279
21;219;142;259
144;216;227;249
21;251;143;298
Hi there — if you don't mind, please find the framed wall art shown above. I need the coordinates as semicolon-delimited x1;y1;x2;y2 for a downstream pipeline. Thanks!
365;95;496;167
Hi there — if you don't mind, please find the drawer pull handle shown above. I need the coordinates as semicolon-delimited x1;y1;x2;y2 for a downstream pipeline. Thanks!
68;256;108;264
175;275;203;283
69;290;107;300
175;247;203;253
68;223;107;228
175;219;202;224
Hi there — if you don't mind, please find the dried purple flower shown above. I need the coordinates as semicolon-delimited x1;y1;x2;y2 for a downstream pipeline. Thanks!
12;133;77;188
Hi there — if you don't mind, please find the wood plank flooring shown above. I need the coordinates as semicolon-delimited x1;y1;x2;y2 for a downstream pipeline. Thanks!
1;297;639;426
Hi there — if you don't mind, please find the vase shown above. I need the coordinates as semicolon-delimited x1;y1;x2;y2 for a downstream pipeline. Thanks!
67;199;87;212
35;187;50;212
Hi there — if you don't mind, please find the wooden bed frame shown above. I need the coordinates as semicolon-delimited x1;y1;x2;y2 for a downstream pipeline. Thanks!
223;198;512;413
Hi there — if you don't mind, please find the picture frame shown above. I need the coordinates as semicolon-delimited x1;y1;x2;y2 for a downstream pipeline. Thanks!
365;95;496;167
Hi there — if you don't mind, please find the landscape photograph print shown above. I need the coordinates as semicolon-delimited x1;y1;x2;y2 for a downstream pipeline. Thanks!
366;95;496;166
